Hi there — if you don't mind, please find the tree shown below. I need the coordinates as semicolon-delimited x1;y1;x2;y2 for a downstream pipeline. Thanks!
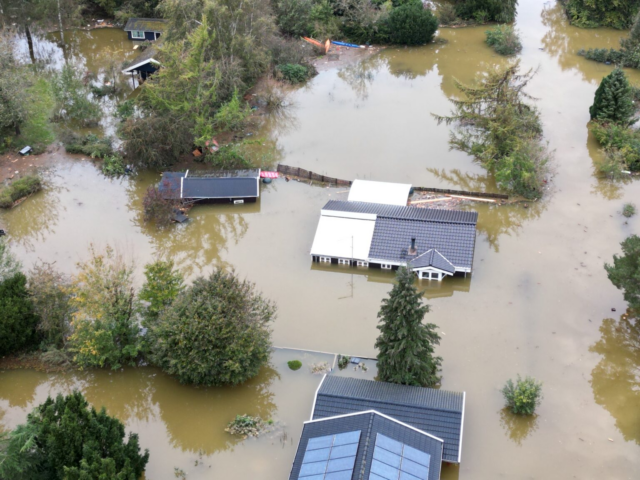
388;0;439;46
51;64;101;127
0;36;30;137
0;272;39;356
605;235;640;312
434;62;551;199
28;261;72;349
453;0;518;23
374;267;442;387
590;68;637;126
562;0;640;29
0;238;21;282
139;259;184;322
0;391;149;479
148;270;276;386
68;245;141;369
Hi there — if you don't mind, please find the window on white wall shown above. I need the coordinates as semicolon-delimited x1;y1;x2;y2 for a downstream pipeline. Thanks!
381;264;392;270
132;31;145;39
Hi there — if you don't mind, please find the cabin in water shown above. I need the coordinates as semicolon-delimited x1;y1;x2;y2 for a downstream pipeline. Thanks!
123;18;166;41
158;169;261;204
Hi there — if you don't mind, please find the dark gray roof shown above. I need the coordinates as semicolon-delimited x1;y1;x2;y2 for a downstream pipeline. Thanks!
313;376;464;463
123;18;166;33
182;177;258;199
409;249;455;274
289;411;443;480
158;172;259;199
323;201;478;225
123;45;159;72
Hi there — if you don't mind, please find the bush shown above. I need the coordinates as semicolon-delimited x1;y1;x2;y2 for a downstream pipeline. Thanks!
116;99;135;120
454;0;518;23
0;272;39;356
0;174;42;208
62;131;114;158
101;154;126;176
337;355;351;370
590;68;636;126
148;270;276;386
273;0;313;36
436;3;459;25
143;185;181;228
502;375;543;415
388;1;439;46
68;245;141;370
562;0;639;29
214;89;251;131
0;238;21;282
599;148;628;180
277;63;310;84
623;203;636;217
225;414;271;437
208;143;254;169
0;391;149;479
485;25;522;56
287;359;302;370
28;261;72;349
50;64;101;127
591;122;640;172
605;234;640;311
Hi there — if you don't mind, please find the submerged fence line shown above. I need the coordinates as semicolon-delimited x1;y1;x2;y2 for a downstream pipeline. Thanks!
276;164;509;200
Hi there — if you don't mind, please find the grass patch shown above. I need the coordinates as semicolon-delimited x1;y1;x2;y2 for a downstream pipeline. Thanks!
62;131;114;159
0;174;42;208
16;78;55;154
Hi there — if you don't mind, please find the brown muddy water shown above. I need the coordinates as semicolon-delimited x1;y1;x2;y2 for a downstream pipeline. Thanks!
2;1;640;479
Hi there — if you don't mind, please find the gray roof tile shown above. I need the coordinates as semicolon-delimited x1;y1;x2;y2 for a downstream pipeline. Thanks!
313;377;464;464
323;201;478;224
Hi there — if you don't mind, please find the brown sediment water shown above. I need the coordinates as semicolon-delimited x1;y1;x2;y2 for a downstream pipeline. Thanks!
1;1;640;478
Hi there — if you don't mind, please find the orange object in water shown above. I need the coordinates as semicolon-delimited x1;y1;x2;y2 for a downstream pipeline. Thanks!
325;39;331;54
302;36;323;48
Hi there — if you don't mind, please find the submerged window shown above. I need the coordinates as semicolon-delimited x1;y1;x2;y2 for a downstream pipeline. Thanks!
131;30;145;39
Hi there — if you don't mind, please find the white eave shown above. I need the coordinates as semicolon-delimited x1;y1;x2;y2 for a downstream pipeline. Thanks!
122;58;161;74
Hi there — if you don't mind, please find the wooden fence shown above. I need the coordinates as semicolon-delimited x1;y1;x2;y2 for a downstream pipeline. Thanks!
276;164;509;200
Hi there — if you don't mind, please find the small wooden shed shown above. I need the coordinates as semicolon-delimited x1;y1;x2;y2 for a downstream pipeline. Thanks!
124;18;166;41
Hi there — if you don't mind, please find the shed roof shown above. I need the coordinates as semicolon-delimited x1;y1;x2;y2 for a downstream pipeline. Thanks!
124;18;167;33
313;376;465;464
289;411;443;480
310;215;376;260
348;180;411;206
122;45;160;73
158;171;259;199
323;201;478;225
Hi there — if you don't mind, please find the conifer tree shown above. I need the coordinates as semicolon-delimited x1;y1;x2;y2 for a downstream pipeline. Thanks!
590;68;637;126
374;267;442;387
605;234;640;312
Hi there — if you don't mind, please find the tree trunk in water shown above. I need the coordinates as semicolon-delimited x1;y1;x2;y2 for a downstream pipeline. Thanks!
56;0;65;51
25;24;36;64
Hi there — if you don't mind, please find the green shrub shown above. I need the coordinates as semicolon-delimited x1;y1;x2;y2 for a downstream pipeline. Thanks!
50;64;101;127
623;203;637;217
0;174;42;208
591;122;640;172
101;154;126;176
62;131;114;158
116;99;135;120
502;375;543;415
485;25;522;55
0;272;39;356
562;0;639;29
337;355;351;370
388;1;439;45
139;259;184;323
287;359;302;370
148;270;276;386
277;63;310;84
273;0;313;36
437;3;459;25
208;143;254;169
214;89;251;131
142;185;181;228
0;238;21;282
605;234;640;311
225;414;270;437
599;148;628;180
0;391;149;479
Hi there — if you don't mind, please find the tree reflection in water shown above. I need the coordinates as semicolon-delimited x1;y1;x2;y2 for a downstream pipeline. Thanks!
154;364;280;454
337;55;383;100
499;408;539;446
426;168;547;252
590;313;640;444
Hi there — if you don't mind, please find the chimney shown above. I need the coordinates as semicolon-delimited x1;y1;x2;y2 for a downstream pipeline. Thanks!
409;238;417;255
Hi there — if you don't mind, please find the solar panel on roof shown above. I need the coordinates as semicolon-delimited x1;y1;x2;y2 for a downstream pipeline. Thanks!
369;434;430;480
300;431;361;479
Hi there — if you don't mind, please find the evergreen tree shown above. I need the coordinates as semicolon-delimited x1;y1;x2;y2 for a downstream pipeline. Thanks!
388;0;439;46
0;272;39;356
605;234;640;312
374;267;442;387
0;391;149;479
590;68;637;126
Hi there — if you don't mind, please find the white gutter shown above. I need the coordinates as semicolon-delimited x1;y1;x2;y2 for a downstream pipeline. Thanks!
310;374;327;420
458;392;466;464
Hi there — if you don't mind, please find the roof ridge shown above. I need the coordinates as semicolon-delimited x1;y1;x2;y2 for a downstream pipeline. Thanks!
318;392;463;415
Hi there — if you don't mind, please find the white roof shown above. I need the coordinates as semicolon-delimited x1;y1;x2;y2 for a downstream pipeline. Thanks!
310;214;375;260
348;179;411;206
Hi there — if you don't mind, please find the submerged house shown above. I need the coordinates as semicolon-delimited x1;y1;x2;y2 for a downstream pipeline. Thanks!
122;44;161;80
124;18;166;41
288;376;465;480
158;169;261;203
310;180;478;281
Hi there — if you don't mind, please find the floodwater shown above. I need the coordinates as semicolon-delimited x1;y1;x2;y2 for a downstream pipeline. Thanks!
1;1;640;479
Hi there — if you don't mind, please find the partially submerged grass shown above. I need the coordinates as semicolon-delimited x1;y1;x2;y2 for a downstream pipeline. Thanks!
486;25;523;56
622;203;636;217
17;78;55;154
0;174;42;208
